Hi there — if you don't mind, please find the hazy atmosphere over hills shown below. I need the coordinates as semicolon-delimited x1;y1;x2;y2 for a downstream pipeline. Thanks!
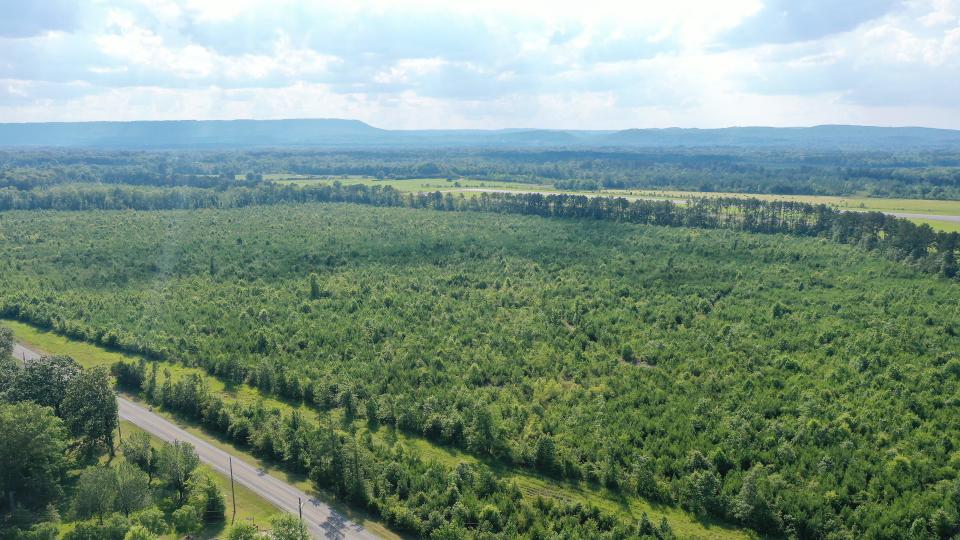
3;119;960;149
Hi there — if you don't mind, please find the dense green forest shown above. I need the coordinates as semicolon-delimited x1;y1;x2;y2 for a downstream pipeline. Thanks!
1;181;954;283
3;147;960;198
4;203;960;538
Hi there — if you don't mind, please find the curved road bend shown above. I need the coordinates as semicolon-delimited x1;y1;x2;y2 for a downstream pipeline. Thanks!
13;343;379;540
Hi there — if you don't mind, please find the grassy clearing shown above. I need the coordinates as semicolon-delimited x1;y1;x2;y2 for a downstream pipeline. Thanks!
623;189;960;218
907;218;960;232
609;189;960;214
267;176;960;231
4;319;753;540
271;176;553;192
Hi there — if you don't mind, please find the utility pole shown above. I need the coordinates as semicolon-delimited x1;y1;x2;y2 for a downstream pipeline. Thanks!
298;497;303;524
229;457;237;525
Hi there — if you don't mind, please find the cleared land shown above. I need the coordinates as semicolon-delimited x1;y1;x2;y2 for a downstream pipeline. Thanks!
622;189;960;215
271;176;554;192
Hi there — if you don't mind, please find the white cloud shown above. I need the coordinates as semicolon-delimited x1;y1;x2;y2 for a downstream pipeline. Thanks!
0;0;958;128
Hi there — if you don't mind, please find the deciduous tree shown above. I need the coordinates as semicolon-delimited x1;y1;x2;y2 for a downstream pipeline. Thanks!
0;402;68;511
61;367;119;454
157;440;200;504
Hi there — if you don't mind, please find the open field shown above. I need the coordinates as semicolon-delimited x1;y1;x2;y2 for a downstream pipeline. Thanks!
270;175;554;192
4;318;750;540
620;189;960;215
267;175;960;217
450;185;960;230
267;175;960;230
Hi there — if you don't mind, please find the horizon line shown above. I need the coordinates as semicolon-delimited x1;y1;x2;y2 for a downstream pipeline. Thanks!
0;118;958;132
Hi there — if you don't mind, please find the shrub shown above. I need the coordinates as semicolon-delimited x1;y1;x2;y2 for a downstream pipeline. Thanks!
226;522;262;540
129;508;168;536
63;514;129;540
269;514;309;540
122;525;155;540
186;467;226;522
171;505;202;534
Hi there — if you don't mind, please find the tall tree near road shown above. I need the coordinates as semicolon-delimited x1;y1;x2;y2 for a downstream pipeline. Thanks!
0;327;17;395
158;440;200;505
0;326;12;358
270;513;309;540
114;461;151;517
73;465;117;524
61;367;119;455
0;402;69;512
7;355;81;414
122;431;157;481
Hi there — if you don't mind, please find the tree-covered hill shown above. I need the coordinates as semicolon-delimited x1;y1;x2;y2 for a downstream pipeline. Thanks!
2;119;960;150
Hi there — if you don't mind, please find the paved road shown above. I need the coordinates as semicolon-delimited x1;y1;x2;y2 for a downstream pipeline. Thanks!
447;188;960;224
12;343;379;540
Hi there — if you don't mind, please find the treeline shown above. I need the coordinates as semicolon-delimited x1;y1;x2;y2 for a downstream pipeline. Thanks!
4;147;960;198
111;359;675;539
1;181;956;279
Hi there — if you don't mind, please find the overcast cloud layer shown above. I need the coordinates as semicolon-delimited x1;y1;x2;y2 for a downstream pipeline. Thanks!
1;0;958;128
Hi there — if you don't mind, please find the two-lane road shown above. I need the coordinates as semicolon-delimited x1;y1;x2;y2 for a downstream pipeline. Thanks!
13;343;379;540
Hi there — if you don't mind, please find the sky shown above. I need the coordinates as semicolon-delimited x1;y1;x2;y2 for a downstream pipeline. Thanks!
1;0;959;129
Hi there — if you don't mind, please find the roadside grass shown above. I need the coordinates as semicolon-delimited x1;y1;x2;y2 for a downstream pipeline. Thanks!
49;423;275;540
2;319;319;419
4;318;754;540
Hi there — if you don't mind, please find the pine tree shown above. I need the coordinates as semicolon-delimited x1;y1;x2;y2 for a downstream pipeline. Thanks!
309;273;321;299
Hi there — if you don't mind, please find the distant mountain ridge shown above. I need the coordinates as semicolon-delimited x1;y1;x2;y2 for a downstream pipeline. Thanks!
1;119;959;150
